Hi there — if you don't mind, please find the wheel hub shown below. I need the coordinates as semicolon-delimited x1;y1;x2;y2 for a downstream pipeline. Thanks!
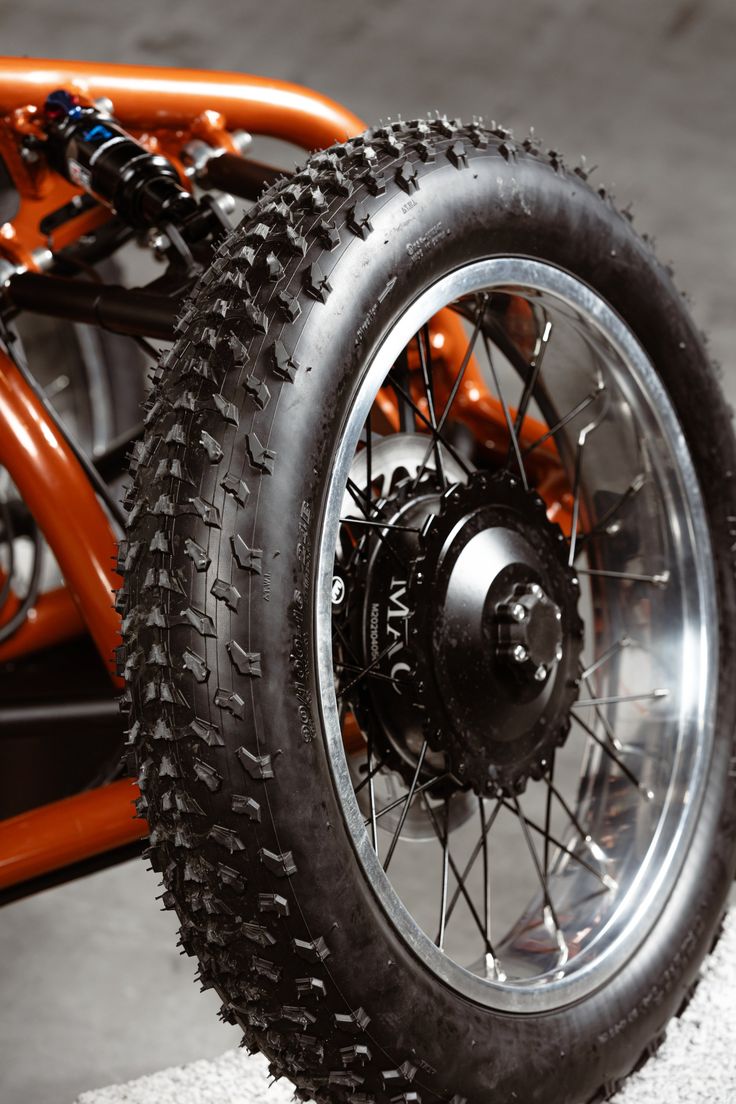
357;468;583;796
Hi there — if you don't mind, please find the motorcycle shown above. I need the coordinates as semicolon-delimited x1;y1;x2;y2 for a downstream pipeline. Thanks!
0;56;734;1104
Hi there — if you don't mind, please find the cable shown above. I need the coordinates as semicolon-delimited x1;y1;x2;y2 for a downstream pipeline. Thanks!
0;496;16;613
0;520;42;646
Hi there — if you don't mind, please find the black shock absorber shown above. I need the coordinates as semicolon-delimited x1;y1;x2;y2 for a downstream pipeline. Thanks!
42;89;203;234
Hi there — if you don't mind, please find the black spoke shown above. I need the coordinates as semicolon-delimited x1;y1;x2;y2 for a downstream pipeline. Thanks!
482;331;528;490
338;639;401;700
572;710;654;799
514;317;552;439
421;794;492;951
354;754;390;796
575;689;669;708
412;296;486;488
340;515;420;534
523;381;604;458
332;618;362;670
581;636;633;681
335;661;403;688
390;349;416;434
345;478;407;570
384;739;429;871
580;668;625;753
444;798;502;932
575;473;646;551
574;567;670;586
480;797;491;947
543;772;612;874
388;374;473;478
543;751;556;885
365;409;373;497
366;730;378;852
365;772;447;825
499;795;615;890
511;793;562;936
437;799;451;949
417;325;448;487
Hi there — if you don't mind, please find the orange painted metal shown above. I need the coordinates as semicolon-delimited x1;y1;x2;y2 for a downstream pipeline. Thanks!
0;57;366;150
0;58;365;270
0;348;120;680
0;584;84;663
0;778;145;890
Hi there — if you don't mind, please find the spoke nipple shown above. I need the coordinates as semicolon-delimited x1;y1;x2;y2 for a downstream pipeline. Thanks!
603;874;618;891
555;644;563;661
512;644;529;663
555;610;563;622
653;571;670;587
534;664;547;681
586;837;607;863
640;785;655;801
606;519;623;536
652;688;669;699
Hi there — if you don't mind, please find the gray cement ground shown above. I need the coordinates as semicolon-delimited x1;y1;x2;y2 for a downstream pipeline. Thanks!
73;911;736;1104
1;1;735;1101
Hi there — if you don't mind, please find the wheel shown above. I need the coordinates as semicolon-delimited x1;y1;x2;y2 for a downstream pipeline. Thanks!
122;119;736;1104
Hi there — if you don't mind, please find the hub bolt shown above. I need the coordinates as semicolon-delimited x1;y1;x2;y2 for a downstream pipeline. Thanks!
511;603;526;623
534;664;547;681
512;644;529;663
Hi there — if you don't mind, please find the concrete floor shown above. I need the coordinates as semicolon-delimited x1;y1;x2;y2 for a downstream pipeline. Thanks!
1;1;736;1101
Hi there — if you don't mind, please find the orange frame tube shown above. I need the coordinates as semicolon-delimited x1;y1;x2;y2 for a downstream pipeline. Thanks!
0;779;144;891
0;57;366;150
0;347;121;680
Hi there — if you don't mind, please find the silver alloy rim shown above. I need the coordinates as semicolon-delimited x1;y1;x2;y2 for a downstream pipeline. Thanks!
315;258;716;1012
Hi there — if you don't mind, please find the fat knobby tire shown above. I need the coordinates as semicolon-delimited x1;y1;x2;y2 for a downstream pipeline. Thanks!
121;117;736;1104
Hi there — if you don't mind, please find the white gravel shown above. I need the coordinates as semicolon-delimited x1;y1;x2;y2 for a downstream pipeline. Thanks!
76;911;736;1104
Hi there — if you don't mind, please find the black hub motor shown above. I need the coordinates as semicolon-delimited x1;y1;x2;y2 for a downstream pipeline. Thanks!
345;467;583;797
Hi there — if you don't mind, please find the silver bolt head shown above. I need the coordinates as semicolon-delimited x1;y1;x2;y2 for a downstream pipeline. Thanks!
534;664;547;681
215;191;236;215
555;644;563;662
512;644;528;663
230;129;253;155
530;583;543;597
511;603;526;622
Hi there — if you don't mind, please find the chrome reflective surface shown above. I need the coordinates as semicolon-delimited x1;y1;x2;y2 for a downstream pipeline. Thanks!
315;259;716;1012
